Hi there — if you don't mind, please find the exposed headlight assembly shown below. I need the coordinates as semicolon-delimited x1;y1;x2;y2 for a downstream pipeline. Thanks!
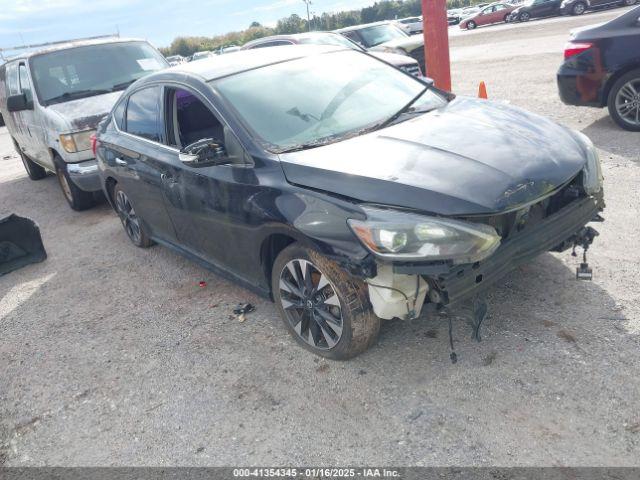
575;131;603;194
59;130;96;154
348;207;501;264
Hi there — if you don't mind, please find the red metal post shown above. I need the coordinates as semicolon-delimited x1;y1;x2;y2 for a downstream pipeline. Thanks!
422;0;451;91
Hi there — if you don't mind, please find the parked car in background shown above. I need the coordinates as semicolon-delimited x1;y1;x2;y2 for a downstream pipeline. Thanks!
448;9;464;24
96;45;603;359
0;37;168;210
558;6;640;130
218;46;241;55
560;0;637;15
191;50;213;61
166;54;185;66
242;32;423;77
460;3;518;28
509;0;563;21
394;16;423;34
461;6;482;17
335;22;426;72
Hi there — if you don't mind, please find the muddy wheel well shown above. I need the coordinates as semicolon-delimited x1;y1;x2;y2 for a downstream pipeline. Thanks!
260;234;296;297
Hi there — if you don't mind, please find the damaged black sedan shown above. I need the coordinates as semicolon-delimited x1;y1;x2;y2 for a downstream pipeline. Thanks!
95;46;604;359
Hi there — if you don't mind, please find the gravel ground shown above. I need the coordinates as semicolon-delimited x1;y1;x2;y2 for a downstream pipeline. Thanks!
1;7;639;466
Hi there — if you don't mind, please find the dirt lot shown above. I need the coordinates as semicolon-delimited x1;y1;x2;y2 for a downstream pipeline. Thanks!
1;7;639;466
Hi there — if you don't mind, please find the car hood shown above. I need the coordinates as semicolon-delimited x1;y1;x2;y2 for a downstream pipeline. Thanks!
369;51;417;67
278;97;587;216
369;35;423;53
47;91;122;131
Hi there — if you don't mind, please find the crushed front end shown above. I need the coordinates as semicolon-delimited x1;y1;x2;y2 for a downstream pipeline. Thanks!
352;169;604;321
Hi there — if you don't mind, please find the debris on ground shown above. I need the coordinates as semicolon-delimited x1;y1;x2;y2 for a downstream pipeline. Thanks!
198;281;207;288
483;351;498;366
233;303;255;323
557;330;577;343
316;363;329;373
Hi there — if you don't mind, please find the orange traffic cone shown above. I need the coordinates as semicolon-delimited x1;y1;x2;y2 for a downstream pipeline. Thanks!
478;81;488;99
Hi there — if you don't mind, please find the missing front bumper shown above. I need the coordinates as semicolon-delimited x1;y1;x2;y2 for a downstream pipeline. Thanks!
392;196;601;308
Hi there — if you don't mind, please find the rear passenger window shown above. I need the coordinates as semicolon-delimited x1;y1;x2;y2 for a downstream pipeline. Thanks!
125;86;161;142
113;99;126;130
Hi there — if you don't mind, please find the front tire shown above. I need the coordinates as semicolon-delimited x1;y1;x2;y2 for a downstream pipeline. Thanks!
54;157;95;211
519;11;531;21
622;0;637;6
466;20;477;29
272;243;380;360
607;68;640;132
113;184;154;248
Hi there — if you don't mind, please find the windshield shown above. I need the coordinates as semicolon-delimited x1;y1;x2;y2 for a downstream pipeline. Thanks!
356;24;408;48
30;41;166;106
213;51;446;152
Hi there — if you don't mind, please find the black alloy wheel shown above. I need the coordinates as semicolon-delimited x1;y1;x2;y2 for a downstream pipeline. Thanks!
113;185;153;247
272;244;380;360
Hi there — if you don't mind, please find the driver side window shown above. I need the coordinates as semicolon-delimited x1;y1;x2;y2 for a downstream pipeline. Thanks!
165;87;245;164
165;88;224;149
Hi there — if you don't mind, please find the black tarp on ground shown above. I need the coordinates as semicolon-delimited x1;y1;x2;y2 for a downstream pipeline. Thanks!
0;214;47;276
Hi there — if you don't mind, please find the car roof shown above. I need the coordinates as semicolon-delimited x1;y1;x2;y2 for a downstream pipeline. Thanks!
162;44;345;82
1;37;145;63
334;21;391;33
243;31;342;49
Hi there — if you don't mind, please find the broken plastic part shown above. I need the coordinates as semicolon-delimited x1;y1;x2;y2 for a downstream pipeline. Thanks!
366;264;428;320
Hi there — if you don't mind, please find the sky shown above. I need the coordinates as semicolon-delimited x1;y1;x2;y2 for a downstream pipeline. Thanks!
0;0;377;53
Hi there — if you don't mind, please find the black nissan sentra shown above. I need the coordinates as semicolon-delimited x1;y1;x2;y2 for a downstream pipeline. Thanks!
96;45;605;359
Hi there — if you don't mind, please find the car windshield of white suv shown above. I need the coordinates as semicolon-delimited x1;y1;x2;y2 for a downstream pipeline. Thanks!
356;24;408;48
214;51;446;153
31;42;167;106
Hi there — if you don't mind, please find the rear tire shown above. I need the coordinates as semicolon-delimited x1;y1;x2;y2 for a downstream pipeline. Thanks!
467;20;477;29
12;139;46;180
54;156;95;211
572;2;586;15
622;0;637;6
607;68;640;132
271;243;380;360
504;13;510;22
113;184;154;248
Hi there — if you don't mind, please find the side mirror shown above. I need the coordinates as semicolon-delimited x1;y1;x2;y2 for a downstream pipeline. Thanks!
7;93;32;112
179;138;228;167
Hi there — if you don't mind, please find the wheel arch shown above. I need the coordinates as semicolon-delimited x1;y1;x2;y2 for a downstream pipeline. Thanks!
104;176;118;210
260;233;298;299
603;64;640;107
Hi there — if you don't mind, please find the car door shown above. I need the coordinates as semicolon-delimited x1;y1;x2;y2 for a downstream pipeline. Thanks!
107;85;178;243
478;6;497;25
492;4;510;23
534;0;560;17
4;62;27;146
157;84;261;276
17;62;50;166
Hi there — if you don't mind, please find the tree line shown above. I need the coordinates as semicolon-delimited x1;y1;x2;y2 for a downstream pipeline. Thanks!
160;0;485;57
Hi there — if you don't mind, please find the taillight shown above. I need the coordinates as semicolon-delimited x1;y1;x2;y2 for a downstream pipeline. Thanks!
90;133;98;156
564;42;593;59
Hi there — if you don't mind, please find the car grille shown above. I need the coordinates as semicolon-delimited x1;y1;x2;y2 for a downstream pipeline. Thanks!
408;48;426;72
466;173;586;241
401;64;422;77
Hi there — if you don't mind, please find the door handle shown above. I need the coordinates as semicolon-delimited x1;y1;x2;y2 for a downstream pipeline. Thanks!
114;157;127;166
